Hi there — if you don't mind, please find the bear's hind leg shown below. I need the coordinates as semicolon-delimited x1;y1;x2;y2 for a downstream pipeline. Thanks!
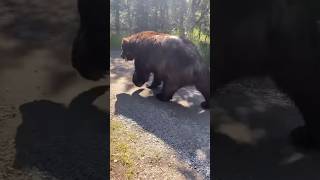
196;83;210;109
195;70;210;109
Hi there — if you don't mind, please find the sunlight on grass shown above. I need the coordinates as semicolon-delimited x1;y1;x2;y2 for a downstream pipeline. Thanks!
110;119;137;180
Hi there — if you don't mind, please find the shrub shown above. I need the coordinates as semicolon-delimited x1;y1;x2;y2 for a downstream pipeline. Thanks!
110;34;123;50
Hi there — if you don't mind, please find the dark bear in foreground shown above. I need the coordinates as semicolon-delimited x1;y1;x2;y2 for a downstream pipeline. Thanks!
121;31;210;109
214;0;320;148
71;0;107;81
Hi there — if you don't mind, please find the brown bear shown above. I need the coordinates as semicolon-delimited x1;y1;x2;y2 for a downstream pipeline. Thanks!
120;31;210;109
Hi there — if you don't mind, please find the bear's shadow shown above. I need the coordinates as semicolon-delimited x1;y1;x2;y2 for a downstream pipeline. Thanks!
213;86;320;180
114;88;210;177
14;85;108;179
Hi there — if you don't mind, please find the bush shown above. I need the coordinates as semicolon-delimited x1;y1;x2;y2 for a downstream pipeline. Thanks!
188;27;210;43
187;28;210;65
110;34;123;50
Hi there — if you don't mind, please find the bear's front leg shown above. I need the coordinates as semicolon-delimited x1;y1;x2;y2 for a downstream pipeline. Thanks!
156;80;179;102
147;73;161;89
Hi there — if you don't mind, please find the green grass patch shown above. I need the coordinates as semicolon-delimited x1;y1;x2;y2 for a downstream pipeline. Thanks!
110;120;137;180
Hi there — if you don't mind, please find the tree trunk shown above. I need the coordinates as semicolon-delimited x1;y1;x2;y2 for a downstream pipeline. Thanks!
114;0;120;35
126;0;132;34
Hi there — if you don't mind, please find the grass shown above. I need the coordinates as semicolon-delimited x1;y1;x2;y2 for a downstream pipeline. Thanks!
110;119;137;180
110;118;169;179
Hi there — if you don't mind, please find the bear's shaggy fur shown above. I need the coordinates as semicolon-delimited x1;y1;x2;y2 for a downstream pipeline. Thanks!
121;31;210;109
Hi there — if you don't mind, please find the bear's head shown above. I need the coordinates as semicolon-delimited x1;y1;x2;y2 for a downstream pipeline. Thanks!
120;38;135;61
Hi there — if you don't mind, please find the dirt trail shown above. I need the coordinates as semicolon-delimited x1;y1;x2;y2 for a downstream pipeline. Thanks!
110;50;210;179
0;0;108;179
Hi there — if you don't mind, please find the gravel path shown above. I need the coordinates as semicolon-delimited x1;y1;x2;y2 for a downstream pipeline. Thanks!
110;50;210;179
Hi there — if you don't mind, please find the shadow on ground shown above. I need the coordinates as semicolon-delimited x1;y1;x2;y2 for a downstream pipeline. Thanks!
114;89;210;178
14;86;108;179
213;83;320;180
